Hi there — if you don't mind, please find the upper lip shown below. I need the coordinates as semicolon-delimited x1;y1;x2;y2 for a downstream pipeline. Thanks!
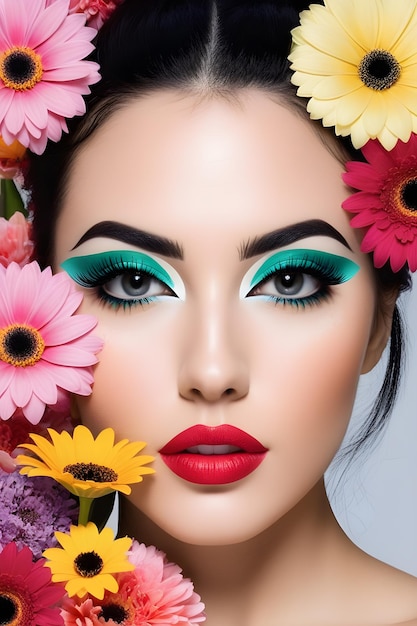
159;424;267;454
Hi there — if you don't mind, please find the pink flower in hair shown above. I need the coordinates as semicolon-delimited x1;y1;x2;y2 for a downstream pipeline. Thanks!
0;212;33;268
343;133;417;272
0;0;100;154
0;261;103;424
69;0;124;29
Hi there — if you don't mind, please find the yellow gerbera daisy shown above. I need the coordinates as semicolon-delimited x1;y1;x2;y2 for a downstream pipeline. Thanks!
17;425;155;499
288;0;417;150
43;522;134;599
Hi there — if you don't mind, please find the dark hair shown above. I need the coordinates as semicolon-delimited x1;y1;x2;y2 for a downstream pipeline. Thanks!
28;0;411;457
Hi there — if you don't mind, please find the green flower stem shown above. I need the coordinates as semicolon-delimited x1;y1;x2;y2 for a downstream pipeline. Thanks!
78;497;94;526
0;178;25;219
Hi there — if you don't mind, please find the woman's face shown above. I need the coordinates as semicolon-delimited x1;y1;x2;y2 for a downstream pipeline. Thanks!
54;90;384;545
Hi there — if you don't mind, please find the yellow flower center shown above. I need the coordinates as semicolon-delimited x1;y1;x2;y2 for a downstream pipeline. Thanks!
0;585;33;626
63;462;118;483
381;162;417;221
0;324;45;367
0;46;43;91
74;551;104;578
358;49;401;91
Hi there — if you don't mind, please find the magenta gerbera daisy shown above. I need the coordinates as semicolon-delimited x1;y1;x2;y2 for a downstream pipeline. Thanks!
0;542;65;626
0;0;100;155
0;261;103;424
342;133;417;272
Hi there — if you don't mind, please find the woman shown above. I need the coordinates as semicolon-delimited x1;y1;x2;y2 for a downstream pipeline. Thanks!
26;0;417;623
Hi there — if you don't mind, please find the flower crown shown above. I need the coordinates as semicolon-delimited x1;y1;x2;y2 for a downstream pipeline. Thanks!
289;0;417;273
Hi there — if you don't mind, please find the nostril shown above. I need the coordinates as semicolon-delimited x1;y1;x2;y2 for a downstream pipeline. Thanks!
224;388;234;396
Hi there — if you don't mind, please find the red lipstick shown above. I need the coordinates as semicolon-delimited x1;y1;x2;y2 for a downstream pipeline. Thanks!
159;424;267;485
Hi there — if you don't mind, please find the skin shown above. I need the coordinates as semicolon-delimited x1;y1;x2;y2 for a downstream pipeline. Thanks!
54;90;417;625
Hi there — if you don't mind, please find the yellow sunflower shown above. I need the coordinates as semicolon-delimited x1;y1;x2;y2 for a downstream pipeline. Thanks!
43;522;134;599
288;0;417;150
17;425;155;499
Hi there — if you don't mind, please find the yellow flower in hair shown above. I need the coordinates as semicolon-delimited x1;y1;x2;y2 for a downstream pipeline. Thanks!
43;522;134;599
17;425;155;499
289;0;417;150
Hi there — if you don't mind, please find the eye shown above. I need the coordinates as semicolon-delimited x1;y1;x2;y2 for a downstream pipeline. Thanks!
61;250;186;310
249;269;321;299
103;270;174;300
240;249;360;309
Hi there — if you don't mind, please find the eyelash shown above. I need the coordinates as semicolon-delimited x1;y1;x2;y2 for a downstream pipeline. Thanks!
73;257;174;310
248;256;349;309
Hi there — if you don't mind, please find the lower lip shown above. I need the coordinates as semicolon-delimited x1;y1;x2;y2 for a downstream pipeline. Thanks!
160;452;266;485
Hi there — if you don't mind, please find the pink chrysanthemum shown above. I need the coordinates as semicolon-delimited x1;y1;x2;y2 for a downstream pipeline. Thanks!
0;542;65;626
99;541;206;624
0;0;100;154
0;261;103;424
0;212;33;268
69;0;124;29
342;133;417;272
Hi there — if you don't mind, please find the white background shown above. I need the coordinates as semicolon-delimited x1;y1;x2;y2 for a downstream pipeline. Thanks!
327;280;417;576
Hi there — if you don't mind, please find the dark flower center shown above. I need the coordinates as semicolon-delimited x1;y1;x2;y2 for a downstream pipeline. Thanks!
0;324;45;367
74;551;104;577
401;179;417;212
0;596;17;625
358;49;401;90
0;588;30;626
100;603;130;623
17;508;39;524
0;47;43;91
63;462;118;482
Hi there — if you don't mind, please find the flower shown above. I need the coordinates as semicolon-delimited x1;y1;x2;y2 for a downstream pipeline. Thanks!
0;395;73;459
113;541;206;624
0;472;78;559
17;425;155;498
289;0;417;150
0;449;16;472
0;261;103;424
0;541;65;626
60;596;102;626
0;212;33;267
0;0;100;154
62;541;206;625
43;523;134;599
0;137;26;178
69;0;124;29
342;133;417;272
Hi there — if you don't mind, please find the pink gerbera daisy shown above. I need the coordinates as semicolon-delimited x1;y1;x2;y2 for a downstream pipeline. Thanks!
0;261;103;424
0;0;100;154
342;133;417;272
0;542;65;626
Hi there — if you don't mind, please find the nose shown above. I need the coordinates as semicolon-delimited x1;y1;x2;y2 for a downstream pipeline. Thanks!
178;301;249;403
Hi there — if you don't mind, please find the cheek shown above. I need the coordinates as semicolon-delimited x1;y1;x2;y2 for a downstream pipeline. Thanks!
252;296;376;480
74;307;180;440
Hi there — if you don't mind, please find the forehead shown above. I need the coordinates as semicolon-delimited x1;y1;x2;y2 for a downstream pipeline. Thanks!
55;89;361;258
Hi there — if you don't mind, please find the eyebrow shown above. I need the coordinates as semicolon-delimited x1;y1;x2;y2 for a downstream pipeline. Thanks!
71;221;184;259
239;219;352;260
